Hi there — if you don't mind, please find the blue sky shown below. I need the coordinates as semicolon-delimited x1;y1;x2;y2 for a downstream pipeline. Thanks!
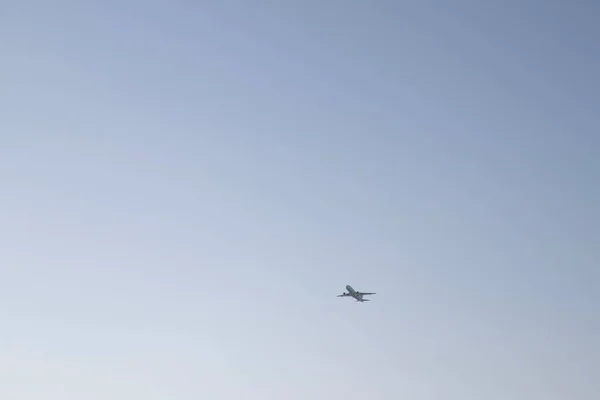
1;1;598;399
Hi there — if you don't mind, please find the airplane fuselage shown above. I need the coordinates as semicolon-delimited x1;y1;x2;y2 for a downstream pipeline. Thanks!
345;285;366;302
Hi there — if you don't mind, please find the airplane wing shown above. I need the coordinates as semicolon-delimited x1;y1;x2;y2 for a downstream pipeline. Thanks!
337;293;350;297
359;292;376;295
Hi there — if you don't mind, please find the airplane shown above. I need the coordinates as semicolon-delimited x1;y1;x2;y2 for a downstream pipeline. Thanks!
337;285;376;302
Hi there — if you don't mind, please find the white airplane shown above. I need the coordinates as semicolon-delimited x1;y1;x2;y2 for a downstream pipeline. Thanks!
337;285;376;302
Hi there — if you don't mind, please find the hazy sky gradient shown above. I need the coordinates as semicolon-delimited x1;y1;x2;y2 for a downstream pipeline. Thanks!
1;1;598;399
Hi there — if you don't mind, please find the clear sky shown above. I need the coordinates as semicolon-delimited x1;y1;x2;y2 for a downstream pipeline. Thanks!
1;1;598;399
